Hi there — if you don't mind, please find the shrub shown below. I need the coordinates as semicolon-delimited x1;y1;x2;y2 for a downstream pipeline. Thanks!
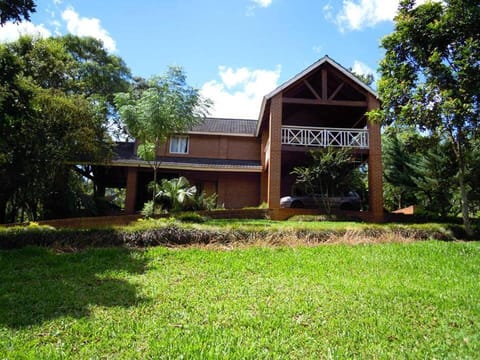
175;212;208;223
141;200;166;218
193;191;218;211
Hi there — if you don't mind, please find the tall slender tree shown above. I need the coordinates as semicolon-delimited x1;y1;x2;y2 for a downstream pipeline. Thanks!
114;67;211;209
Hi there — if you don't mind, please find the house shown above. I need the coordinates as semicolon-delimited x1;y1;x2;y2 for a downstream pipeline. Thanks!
96;56;383;221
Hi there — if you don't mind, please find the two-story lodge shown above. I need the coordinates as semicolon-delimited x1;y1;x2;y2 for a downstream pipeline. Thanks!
95;56;383;221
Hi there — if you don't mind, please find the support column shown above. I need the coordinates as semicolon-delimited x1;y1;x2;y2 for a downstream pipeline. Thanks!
267;94;282;209
125;167;138;214
367;95;383;222
260;130;269;204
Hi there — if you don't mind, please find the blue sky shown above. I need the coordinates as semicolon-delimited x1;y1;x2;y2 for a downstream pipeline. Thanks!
0;0;419;119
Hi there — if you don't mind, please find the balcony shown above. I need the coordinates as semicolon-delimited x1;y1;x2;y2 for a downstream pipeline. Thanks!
281;126;369;149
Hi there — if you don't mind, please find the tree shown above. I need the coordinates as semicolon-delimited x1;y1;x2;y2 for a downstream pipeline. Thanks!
0;35;131;222
61;35;131;137
114;67;211;208
374;0;480;234
352;71;375;87
0;0;36;25
382;130;419;210
413;139;457;217
291;147;357;212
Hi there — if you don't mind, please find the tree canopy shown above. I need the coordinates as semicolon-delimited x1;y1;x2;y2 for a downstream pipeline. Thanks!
0;35;131;222
0;0;36;25
115;67;211;206
375;0;480;234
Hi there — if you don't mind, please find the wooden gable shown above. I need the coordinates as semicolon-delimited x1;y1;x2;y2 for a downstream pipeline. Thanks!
256;56;377;135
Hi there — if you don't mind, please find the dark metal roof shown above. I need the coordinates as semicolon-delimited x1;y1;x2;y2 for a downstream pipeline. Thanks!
114;142;136;160
158;156;260;168
191;117;257;135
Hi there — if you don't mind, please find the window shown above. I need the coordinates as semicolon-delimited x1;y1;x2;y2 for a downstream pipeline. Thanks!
169;135;189;154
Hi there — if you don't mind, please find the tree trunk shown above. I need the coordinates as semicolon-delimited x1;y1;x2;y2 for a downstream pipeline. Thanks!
152;165;158;213
0;195;6;224
93;166;106;198
458;164;472;236
452;135;473;237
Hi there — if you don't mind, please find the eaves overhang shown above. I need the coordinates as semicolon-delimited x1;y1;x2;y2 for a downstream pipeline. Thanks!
109;159;263;173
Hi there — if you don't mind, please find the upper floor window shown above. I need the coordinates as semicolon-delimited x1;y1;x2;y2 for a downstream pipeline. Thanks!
169;135;189;154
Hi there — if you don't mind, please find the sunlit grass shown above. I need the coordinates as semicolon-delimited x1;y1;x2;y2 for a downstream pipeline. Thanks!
1;241;479;358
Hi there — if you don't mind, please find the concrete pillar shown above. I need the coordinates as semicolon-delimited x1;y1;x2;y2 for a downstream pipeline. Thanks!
267;94;282;209
367;95;383;221
125;167;138;214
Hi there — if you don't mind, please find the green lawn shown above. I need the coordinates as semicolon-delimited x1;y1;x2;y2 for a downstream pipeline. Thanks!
1;241;479;358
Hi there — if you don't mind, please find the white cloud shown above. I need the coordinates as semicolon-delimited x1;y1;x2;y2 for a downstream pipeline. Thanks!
312;44;323;54
247;0;273;16
323;3;334;21
0;21;51;43
336;0;398;31
352;60;375;77
251;0;273;8
61;7;116;52
201;65;281;119
335;0;433;31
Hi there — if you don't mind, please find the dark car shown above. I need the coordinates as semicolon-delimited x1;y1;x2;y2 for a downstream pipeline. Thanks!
280;191;361;210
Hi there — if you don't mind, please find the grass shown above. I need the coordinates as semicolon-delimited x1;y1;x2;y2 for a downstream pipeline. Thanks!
131;217;458;233
1;241;479;358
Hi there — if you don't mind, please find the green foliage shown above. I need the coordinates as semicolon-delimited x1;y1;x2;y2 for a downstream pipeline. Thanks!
114;67;211;205
351;70;375;87
156;176;197;213
0;0;36;25
292;147;354;195
0;35;131;223
376;0;480;233
382;129;420;210
136;142;155;161
192;190;218;211
291;147;360;212
382;126;461;217
413;140;457;217
175;212;208;223
141;201;154;218
0;218;473;251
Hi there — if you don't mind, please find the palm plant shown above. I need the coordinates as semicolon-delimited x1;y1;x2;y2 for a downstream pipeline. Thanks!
156;177;197;212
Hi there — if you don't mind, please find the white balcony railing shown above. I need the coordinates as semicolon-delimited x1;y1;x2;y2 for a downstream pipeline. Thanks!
281;126;369;149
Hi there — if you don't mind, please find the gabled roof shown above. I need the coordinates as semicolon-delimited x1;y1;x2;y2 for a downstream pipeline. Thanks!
265;55;377;100
255;55;378;135
189;117;257;136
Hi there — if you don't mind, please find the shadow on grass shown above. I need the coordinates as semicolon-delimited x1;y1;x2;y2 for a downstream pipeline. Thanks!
0;246;147;328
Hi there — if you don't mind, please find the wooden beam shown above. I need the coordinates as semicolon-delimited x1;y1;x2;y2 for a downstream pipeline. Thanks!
321;69;328;100
328;82;344;100
283;97;368;107
303;80;320;99
352;115;366;128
